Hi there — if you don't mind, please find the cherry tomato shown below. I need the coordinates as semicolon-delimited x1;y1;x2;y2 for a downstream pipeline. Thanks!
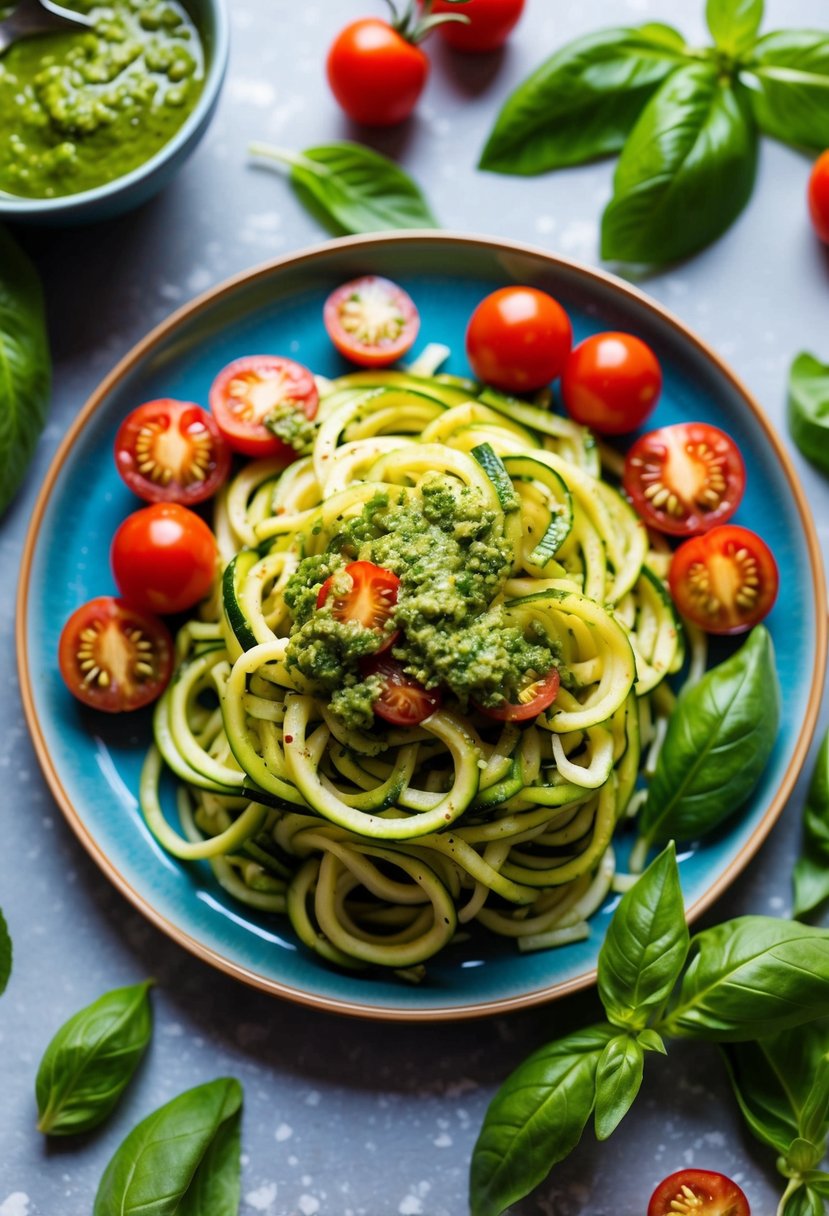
648;1169;750;1216
209;356;319;460
324;277;420;368
808;150;829;244
326;18;428;126
669;525;778;636
361;656;442;726
113;399;231;506
111;503;218;616
58;596;173;713
624;423;746;537
466;287;573;393
561;332;662;434
317;561;401;651
477;667;560;721
431;0;525;51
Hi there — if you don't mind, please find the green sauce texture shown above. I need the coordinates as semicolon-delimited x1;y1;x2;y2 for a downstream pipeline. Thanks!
0;0;204;198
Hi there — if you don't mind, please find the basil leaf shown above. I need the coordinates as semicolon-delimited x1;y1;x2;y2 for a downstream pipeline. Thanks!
799;1053;829;1147
788;353;829;479
706;0;763;57
722;1020;829;1155
639;626;780;846
35;981;153;1136
601;65;758;265
637;1028;667;1055
793;730;829;918
597;843;689;1031
250;142;438;235
0;905;10;997
788;1137;826;1174
0;225;51;517
478;25;688;175
661;916;829;1041
93;1077;243;1216
802;1174;829;1200
470;1024;614;1216
748;31;829;150
593;1034;645;1141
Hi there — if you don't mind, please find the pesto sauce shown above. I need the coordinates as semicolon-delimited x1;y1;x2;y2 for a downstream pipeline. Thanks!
0;0;204;199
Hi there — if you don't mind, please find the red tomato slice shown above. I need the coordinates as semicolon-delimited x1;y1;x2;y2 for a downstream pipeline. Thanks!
624;423;746;536
317;561;401;651
361;656;442;726
58;596;173;713
477;667;560;721
466;286;572;393
209;355;319;459
114;398;231;506
669;525;778;635
111;503;218;616
648;1169;750;1216
323;276;420;367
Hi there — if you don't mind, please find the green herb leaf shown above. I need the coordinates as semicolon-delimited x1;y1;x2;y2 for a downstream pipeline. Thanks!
593;1034;645;1141
0;905;11;997
781;1183;825;1216
799;1053;829;1148
35;981;153;1136
722;1020;829;1155
637;1028;667;1055
661;917;829;1041
93;1077;243;1216
478;25;689;175
469;1025;614;1216
639;626;779;846
748;31;829;150
802;1174;829;1200
0;225;51;517
793;731;829;919
597;843;689;1031
601;65;758;265
788;354;829;480
250;142;438;235
706;0;763;57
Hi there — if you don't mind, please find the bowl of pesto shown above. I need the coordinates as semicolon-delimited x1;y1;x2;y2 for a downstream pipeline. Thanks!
0;0;228;223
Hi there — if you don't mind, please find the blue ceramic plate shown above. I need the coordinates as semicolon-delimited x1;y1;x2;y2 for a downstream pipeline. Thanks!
19;234;827;1020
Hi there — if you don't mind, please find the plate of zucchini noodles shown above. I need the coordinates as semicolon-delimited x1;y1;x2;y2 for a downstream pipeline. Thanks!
18;233;826;1019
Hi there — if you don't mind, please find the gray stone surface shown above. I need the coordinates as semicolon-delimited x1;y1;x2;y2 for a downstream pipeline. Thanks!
2;0;829;1212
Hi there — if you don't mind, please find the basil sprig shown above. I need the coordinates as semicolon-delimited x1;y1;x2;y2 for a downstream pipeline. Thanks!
0;905;11;997
250;141;438;235
470;845;829;1216
788;353;829;478
36;981;153;1136
637;625;780;850
793;730;829;918
479;0;829;264
93;1077;243;1216
0;225;51;517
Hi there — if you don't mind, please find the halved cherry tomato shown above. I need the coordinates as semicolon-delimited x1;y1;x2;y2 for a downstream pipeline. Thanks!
361;656;442;726
111;503;218;616
465;286;572;393
209;355;319;459
326;18;428;127
561;332;661;434
114;399;231;506
431;0;525;52
648;1169;750;1216
477;667;560;721
669;525;778;635
808;149;829;245
323;277;420;368
624;423;746;536
58;596;173;713
317;561;401;651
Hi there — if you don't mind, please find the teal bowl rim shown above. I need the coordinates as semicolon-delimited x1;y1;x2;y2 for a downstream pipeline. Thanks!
0;0;229;217
16;231;828;1021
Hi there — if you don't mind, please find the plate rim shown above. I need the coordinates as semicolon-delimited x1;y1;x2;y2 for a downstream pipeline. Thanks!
17;230;828;1022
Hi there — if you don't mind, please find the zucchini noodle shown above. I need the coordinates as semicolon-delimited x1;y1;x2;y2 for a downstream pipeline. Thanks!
141;367;689;976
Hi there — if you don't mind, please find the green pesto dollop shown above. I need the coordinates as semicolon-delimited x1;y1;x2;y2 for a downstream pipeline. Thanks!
265;401;317;457
283;474;558;729
0;0;204;199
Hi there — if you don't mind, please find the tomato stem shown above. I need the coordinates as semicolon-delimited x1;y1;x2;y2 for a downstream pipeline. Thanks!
384;0;471;44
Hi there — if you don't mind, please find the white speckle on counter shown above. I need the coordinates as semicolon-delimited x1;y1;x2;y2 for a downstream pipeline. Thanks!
535;215;557;235
187;267;213;294
398;1198;422;1215
228;79;276;107
433;1132;452;1148
0;1196;30;1216
304;1090;320;1106
559;220;599;257
245;1182;277;1211
159;283;183;302
275;1123;293;1142
162;1022;184;1036
298;1197;320;1215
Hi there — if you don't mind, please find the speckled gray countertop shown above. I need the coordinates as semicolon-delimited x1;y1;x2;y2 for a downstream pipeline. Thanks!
2;1;829;1213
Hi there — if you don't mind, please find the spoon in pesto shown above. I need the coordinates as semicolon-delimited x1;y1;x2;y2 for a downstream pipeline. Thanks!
0;0;93;54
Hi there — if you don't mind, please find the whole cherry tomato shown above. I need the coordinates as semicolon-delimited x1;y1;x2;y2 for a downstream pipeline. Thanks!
111;503;218;616
431;0;524;51
807;149;829;244
561;332;662;435
326;18;429;126
466;286;573;393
